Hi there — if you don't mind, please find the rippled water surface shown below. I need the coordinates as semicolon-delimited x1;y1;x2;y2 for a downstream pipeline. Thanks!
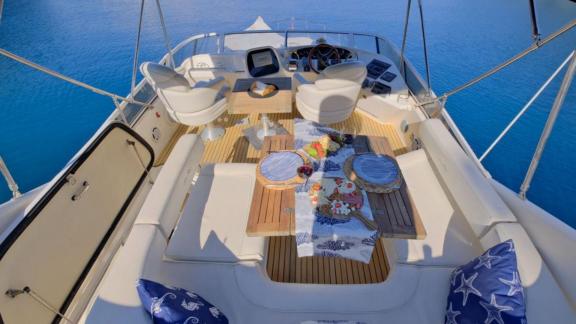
0;0;575;227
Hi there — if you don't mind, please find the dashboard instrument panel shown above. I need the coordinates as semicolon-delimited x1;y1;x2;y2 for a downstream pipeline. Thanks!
289;46;355;61
247;47;281;77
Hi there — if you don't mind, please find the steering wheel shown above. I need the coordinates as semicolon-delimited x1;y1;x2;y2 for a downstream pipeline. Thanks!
307;43;341;73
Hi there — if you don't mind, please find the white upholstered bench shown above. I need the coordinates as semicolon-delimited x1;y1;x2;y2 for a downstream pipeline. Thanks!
165;163;267;262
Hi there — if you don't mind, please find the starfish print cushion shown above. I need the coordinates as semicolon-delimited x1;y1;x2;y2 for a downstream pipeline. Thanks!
137;278;229;324
445;239;526;324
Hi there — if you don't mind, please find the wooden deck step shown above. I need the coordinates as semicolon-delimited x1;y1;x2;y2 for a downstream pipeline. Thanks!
266;236;389;284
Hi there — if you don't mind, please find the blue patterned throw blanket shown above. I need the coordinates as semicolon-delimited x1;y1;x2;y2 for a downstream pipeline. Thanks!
294;119;378;264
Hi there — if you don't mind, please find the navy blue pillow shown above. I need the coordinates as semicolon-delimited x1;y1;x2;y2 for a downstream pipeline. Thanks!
137;279;228;324
445;240;526;324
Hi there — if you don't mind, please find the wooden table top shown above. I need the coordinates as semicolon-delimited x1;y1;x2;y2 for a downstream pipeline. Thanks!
227;78;293;115
246;135;426;240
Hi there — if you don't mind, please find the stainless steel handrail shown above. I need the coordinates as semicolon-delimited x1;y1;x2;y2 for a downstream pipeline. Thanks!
479;51;575;162
416;18;576;109
520;51;576;199
0;156;21;199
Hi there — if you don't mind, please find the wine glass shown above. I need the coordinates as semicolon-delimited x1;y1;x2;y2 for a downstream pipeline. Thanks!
297;164;314;189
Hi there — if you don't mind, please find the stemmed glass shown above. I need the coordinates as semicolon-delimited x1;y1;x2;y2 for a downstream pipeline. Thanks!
297;164;314;190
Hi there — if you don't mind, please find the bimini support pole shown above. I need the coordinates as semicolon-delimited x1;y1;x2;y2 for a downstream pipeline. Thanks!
416;0;432;96
131;0;146;93
154;0;176;69
0;48;151;107
0;155;21;199
528;0;541;43
399;0;412;82
479;51;575;162
519;51;576;199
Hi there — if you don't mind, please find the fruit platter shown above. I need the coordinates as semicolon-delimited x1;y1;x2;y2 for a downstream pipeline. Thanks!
308;177;377;230
302;133;354;159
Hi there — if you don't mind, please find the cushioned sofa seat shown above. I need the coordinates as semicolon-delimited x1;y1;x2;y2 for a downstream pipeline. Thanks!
81;225;449;324
165;163;267;262
81;225;165;324
393;150;482;266
233;258;455;323
134;134;204;238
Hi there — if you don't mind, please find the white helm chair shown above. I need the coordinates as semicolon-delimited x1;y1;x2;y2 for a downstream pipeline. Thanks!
140;62;229;141
319;61;367;84
295;78;362;125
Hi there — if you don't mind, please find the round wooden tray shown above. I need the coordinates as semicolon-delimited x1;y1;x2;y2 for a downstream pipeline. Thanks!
344;153;402;193
256;150;308;190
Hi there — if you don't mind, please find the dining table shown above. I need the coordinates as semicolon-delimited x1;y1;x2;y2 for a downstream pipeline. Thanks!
246;134;426;240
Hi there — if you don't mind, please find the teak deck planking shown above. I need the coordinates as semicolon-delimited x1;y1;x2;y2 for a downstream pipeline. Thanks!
154;109;408;167
266;236;389;284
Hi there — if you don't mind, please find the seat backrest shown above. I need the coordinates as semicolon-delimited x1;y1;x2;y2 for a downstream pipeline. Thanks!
417;119;517;236
297;79;361;113
480;223;576;323
141;62;190;91
141;62;218;116
319;61;368;84
135;134;204;238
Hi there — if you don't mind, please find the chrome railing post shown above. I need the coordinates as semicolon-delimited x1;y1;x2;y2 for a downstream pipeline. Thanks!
0;155;21;199
519;50;576;199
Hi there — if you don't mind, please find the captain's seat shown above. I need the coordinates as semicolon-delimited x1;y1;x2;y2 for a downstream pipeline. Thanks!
140;62;229;141
294;77;361;125
319;61;367;84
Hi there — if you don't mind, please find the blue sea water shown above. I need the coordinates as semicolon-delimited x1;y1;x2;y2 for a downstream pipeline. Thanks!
0;0;575;227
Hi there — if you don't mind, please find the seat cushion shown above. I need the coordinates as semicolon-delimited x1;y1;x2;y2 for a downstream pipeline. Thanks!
393;150;482;266
165;163;266;262
233;261;420;313
480;223;576;323
135;134;204;238
410;266;454;324
81;225;166;324
418;119;517;236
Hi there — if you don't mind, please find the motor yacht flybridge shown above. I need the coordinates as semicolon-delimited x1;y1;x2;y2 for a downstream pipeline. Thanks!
0;5;576;324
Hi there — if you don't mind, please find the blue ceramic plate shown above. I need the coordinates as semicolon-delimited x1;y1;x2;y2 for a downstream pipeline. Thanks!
352;153;399;185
